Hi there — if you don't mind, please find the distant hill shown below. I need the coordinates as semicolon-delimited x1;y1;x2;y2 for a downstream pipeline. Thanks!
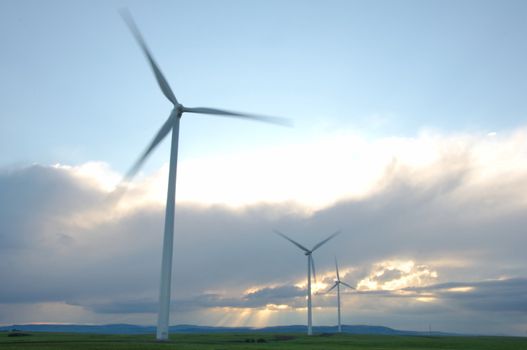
0;323;454;336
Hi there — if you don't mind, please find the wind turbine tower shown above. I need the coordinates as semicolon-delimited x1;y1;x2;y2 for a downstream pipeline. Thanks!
275;230;340;335
326;257;354;333
119;10;290;341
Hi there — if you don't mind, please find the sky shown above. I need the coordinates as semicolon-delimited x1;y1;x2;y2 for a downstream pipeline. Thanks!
1;0;527;336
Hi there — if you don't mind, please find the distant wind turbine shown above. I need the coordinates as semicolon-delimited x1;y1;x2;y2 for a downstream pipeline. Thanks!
325;257;355;333
274;229;340;336
119;9;290;341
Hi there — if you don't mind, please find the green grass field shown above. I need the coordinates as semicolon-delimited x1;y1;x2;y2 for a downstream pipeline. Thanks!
1;332;526;350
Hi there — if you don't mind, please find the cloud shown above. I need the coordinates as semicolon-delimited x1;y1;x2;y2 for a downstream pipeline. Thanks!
100;128;527;211
0;164;103;250
76;299;158;314
74;276;527;331
357;260;438;291
244;285;305;307
1;128;527;334
403;278;527;313
76;285;306;314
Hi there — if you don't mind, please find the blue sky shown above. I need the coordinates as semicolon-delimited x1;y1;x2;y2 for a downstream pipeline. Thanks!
2;0;527;171
1;0;527;336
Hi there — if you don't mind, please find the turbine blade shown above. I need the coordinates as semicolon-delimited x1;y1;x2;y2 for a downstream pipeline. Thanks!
274;230;309;252
120;8;178;106
183;107;292;127
122;111;176;183
311;255;317;284
341;281;355;290
311;229;341;252
335;256;340;281
326;282;338;294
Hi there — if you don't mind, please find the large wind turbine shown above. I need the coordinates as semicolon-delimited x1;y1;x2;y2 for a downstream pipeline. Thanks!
274;230;340;336
325;257;355;333
119;10;290;341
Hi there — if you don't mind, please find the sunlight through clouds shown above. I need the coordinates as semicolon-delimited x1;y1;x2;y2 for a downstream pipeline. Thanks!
49;128;527;220
357;260;438;291
79;127;527;214
53;162;121;192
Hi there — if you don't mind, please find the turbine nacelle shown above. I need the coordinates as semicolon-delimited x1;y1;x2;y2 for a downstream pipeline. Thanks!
175;104;184;116
325;258;355;294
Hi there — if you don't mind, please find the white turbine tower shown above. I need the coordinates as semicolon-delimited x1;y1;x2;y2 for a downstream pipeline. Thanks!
119;10;290;341
274;230;340;336
326;257;355;333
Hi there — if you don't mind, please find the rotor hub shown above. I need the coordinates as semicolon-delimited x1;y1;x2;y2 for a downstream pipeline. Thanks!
175;104;184;117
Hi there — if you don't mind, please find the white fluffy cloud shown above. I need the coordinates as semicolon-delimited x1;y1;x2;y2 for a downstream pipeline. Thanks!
79;127;527;212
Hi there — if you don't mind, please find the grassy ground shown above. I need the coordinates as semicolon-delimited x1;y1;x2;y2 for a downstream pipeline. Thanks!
1;332;526;350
